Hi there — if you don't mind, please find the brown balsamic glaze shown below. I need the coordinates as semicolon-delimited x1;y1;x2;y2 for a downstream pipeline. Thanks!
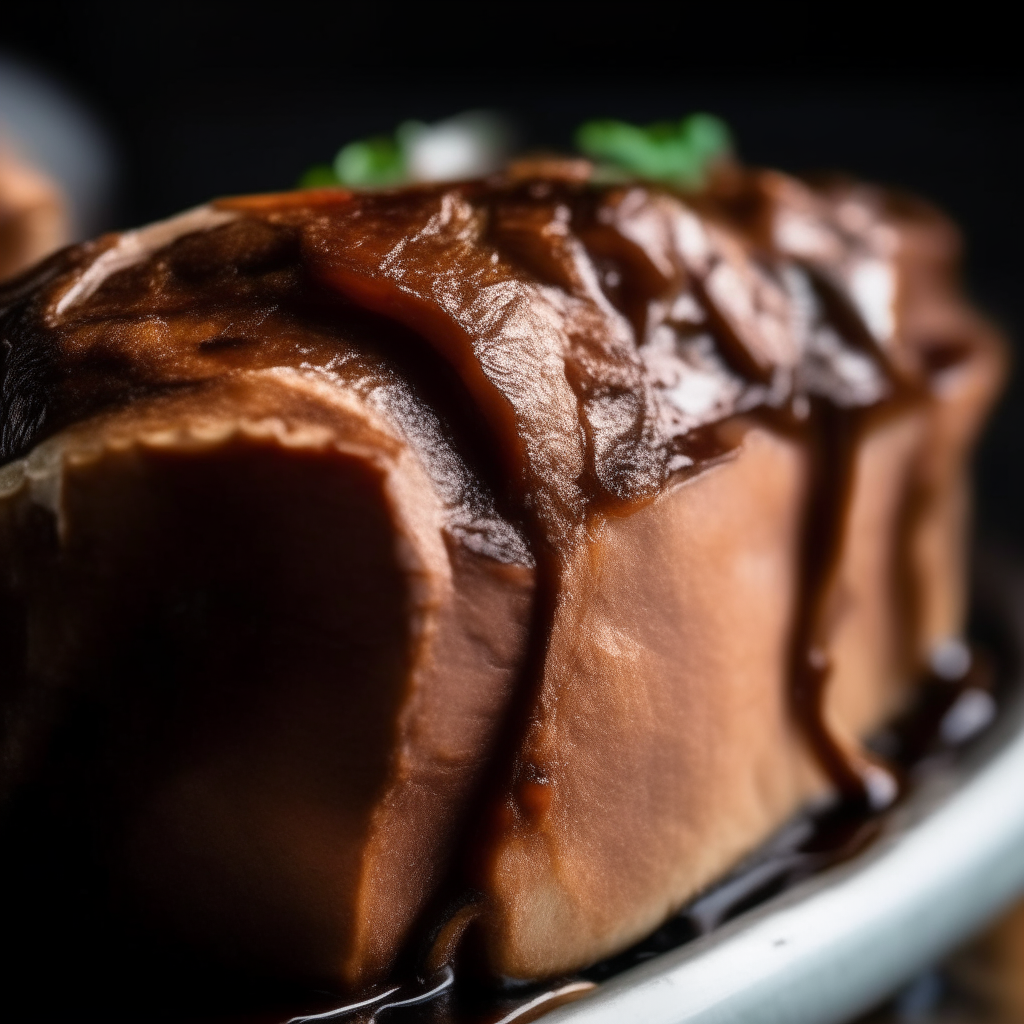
790;399;901;810
0;163;1007;1017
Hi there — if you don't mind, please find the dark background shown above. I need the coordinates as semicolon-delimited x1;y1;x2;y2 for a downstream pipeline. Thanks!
3;6;1023;542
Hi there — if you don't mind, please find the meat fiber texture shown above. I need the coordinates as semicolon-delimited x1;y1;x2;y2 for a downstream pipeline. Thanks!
0;162;1005;993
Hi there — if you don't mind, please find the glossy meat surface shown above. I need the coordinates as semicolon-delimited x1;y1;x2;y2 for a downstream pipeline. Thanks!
0;164;1005;994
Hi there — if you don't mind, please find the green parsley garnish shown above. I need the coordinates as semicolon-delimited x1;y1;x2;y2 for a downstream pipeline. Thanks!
298;164;342;189
334;136;406;188
299;112;731;191
298;135;407;189
575;113;732;187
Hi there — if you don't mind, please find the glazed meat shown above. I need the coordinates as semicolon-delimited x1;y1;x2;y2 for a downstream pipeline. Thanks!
0;164;1004;993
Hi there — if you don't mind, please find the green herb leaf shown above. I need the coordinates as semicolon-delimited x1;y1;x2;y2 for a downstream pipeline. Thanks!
333;136;406;188
575;113;732;187
298;163;342;189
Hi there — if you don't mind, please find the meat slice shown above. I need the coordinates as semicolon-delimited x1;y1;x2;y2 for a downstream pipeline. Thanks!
0;168;1005;1001
0;365;533;991
473;420;819;977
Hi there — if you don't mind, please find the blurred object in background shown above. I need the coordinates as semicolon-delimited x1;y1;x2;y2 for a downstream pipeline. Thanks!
948;898;1024;1021
858;899;1024;1022
0;53;114;255
400;110;513;182
0;145;65;281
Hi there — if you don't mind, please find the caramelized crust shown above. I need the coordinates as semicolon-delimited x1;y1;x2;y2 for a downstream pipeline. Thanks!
0;376;533;988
